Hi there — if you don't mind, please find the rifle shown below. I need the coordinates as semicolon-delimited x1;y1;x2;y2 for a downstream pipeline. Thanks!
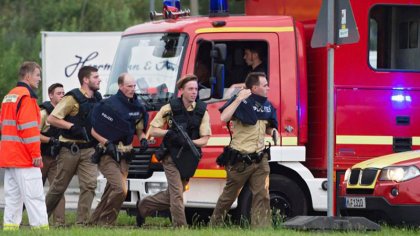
170;116;201;160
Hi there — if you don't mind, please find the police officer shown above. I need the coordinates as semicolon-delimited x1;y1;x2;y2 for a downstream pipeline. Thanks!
45;66;102;225
89;73;148;226
39;83;65;226
210;72;278;228
137;74;211;227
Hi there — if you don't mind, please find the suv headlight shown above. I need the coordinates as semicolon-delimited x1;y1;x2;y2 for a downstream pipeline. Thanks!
344;168;351;183
379;165;420;182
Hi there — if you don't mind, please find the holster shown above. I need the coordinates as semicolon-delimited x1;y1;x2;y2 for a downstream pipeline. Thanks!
91;145;105;164
155;142;169;161
216;146;239;167
50;142;62;158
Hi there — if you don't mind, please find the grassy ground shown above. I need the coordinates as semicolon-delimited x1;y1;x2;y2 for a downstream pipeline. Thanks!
0;211;419;236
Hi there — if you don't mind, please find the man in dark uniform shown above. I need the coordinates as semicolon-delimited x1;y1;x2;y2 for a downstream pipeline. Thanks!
39;83;65;226
229;44;267;89
89;73;148;226
243;45;267;75
136;74;211;227
210;72;278;228
45;66;102;225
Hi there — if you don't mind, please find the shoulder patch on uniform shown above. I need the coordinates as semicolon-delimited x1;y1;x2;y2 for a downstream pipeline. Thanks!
2;94;19;103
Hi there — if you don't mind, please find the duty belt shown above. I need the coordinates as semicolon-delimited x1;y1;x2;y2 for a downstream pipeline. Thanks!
236;151;264;164
61;142;94;154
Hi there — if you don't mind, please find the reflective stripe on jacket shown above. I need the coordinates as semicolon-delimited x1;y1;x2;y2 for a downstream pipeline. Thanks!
0;83;41;167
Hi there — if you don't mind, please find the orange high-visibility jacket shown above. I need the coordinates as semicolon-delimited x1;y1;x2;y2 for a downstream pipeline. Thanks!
0;82;41;167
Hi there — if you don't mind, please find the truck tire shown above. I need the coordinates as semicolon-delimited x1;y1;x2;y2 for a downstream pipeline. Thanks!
185;208;212;226
269;174;308;220
233;174;308;225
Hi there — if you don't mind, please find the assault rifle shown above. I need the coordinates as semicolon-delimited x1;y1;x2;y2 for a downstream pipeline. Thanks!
170;116;201;161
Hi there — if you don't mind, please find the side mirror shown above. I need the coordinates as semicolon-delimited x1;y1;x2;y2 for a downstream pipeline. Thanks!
211;43;227;63
210;64;224;99
210;43;226;99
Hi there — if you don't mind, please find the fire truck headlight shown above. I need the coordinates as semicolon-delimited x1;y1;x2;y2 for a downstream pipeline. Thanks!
344;168;351;183
379;166;420;182
145;182;168;195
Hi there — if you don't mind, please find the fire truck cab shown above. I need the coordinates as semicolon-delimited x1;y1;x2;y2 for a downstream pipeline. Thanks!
106;0;420;224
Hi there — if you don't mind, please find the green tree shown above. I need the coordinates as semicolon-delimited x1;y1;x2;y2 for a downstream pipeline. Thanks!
0;0;244;99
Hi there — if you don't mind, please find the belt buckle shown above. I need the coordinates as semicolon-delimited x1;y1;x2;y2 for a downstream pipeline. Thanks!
70;143;80;155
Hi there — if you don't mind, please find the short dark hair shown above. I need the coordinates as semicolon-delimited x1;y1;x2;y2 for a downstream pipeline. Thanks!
244;43;264;59
48;83;63;95
177;74;198;89
245;72;266;89
19;61;41;80
117;73;128;85
77;66;98;85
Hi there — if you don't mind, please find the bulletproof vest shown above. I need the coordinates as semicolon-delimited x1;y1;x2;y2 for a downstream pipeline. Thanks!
169;97;207;141
61;88;102;140
105;91;146;145
39;101;61;156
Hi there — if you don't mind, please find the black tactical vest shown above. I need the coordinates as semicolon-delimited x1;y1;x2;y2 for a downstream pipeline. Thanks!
61;88;102;141
169;97;207;141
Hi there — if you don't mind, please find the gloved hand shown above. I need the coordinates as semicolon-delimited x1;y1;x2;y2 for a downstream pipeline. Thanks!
69;124;84;137
139;138;148;153
164;130;185;147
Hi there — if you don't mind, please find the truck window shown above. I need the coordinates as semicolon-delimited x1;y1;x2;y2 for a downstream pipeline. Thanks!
369;5;420;71
106;33;187;106
196;40;268;102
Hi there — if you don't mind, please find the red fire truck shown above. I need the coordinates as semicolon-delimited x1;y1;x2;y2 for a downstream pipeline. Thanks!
105;0;420;224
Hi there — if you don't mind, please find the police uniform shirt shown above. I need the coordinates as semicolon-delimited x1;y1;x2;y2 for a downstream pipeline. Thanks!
230;119;268;154
51;88;89;142
39;109;50;133
150;102;211;137
135;119;145;134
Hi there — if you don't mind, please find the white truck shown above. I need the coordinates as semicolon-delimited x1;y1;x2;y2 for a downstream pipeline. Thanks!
41;31;121;100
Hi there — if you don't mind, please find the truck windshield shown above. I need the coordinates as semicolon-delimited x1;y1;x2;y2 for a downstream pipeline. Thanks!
106;33;187;108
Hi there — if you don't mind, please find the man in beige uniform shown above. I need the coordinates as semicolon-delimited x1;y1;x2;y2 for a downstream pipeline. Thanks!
137;74;211;227
210;72;278;228
89;73;148;226
45;66;102;225
39;83;65;226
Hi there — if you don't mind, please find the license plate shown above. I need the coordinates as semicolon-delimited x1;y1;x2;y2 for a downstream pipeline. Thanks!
345;197;366;209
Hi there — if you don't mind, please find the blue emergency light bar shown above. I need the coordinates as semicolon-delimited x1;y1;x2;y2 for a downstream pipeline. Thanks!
209;0;229;17
163;0;181;10
150;0;189;21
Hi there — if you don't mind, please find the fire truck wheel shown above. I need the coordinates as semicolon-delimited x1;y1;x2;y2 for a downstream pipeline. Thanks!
233;174;308;226
185;208;212;225
269;174;308;221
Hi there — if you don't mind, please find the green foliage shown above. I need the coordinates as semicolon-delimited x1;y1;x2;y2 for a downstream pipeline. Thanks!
0;0;244;99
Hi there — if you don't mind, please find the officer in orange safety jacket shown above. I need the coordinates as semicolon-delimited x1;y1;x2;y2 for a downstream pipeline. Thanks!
0;61;49;230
